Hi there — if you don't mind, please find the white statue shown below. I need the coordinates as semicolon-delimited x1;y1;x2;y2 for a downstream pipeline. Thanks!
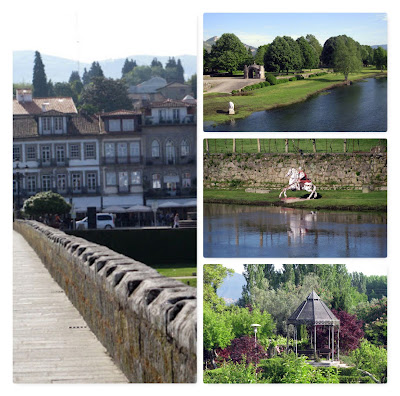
228;101;235;115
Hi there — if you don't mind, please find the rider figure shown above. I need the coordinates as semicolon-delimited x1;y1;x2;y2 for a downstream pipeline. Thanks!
298;167;307;188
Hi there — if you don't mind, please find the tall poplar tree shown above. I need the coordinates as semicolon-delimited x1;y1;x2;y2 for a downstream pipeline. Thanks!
32;51;48;97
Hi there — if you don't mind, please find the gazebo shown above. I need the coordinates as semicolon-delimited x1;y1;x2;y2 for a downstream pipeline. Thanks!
287;291;340;361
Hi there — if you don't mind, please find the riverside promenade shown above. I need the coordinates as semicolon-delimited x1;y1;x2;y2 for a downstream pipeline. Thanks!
13;230;128;383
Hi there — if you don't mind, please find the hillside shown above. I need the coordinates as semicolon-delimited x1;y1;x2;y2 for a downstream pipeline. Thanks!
13;51;196;83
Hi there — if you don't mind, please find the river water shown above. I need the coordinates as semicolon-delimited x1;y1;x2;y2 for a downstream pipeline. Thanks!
204;77;387;132
203;204;387;258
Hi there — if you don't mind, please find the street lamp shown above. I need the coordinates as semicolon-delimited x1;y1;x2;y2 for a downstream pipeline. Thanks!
13;161;28;217
251;323;261;347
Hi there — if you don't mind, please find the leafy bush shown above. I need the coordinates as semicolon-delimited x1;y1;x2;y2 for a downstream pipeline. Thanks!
204;360;262;383
276;78;290;84
265;74;277;85
217;335;268;366
23;191;71;218
259;354;339;383
295;75;305;80
289;77;297;81
348;339;387;383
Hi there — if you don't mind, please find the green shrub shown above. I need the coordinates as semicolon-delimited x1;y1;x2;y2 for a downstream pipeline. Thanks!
295;75;305;80
276;78;289;84
265;74;277;85
203;360;262;384
289;77;297;81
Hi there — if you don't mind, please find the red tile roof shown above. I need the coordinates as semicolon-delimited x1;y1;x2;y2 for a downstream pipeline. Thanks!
13;97;77;116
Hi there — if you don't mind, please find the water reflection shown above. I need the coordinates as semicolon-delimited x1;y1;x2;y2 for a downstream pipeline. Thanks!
203;204;387;258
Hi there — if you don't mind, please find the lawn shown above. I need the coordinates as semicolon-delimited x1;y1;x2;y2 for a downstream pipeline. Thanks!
203;188;387;212
203;139;386;154
203;68;387;124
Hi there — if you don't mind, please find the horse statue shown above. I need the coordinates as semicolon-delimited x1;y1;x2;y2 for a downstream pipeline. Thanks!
279;168;317;199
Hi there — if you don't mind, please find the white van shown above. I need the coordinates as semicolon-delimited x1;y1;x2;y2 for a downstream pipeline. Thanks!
76;213;115;230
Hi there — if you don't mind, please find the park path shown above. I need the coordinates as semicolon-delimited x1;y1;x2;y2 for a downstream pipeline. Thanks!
204;76;265;93
13;230;128;383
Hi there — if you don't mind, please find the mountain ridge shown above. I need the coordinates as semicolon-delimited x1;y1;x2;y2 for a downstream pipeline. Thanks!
13;51;196;84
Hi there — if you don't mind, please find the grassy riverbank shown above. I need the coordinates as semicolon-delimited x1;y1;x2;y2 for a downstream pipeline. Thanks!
203;68;387;125
203;189;387;212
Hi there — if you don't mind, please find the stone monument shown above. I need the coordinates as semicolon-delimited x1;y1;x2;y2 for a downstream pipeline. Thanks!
228;101;235;115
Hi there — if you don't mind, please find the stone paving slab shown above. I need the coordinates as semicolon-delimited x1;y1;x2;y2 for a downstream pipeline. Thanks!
13;230;128;383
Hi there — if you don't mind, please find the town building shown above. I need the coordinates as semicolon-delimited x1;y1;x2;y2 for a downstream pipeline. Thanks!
13;89;196;223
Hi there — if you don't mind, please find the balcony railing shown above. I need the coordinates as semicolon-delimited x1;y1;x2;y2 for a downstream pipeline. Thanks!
102;155;143;165
144;115;196;126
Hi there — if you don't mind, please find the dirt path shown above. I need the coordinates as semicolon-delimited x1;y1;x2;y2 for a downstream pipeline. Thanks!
204;76;265;93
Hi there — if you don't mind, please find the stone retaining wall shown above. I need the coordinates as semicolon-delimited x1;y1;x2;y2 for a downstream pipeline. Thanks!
204;153;387;190
13;220;196;383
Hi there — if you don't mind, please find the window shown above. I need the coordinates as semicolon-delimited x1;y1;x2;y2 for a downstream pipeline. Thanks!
118;171;129;192
130;142;140;162
117;142;128;163
180;139;190;157
105;142;115;163
87;172;97;192
71;173;81;192
57;174;67;192
109;119;121;132
13;146;21;162
56;145;65;163
173;109;180;121
152;174;161;189
166;140;175;164
41;146;51;164
122;119;134;131
26;146;36;161
41;175;52;191
106;172;117;186
158;109;166;122
54;117;63;133
131;171;141;185
182;172;191;188
27;175;37;194
151;140;160;158
85;143;96;159
42;118;51;133
70;144;80;159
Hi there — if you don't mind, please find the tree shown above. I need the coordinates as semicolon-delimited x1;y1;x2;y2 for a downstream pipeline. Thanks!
187;73;197;98
32;51;48;97
121;58;137;77
176;59;185;83
315;309;364;353
349;339;387;383
254;44;269;66
209;33;249;74
204;264;234;309
151;58;163;68
373;47;387;71
306;34;322;61
264;36;292;73
296;36;319;70
360;45;374;67
82;62;104;85
23;191;71;218
282;36;302;72
333;36;362;81
79;77;133;114
69;71;81;84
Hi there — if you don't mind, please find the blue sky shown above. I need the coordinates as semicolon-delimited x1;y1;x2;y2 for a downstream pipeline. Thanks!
204;13;387;48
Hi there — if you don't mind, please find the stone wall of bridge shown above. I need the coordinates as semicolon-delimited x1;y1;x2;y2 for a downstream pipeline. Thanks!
203;152;387;190
13;220;196;383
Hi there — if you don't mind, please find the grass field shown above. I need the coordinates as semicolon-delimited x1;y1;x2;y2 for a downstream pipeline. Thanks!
203;139;386;154
203;188;387;212
203;68;387;124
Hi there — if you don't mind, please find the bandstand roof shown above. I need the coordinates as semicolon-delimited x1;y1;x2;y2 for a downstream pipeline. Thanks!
287;291;340;326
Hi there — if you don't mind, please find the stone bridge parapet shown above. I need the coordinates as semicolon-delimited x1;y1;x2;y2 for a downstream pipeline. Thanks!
13;220;196;383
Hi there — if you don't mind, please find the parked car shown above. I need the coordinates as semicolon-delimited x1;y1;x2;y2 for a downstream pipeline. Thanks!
76;213;115;230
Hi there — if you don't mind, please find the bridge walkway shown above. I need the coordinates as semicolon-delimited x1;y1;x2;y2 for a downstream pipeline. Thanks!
13;230;128;383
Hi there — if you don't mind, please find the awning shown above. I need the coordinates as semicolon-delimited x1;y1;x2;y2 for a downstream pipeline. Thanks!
182;200;197;207
126;205;152;213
